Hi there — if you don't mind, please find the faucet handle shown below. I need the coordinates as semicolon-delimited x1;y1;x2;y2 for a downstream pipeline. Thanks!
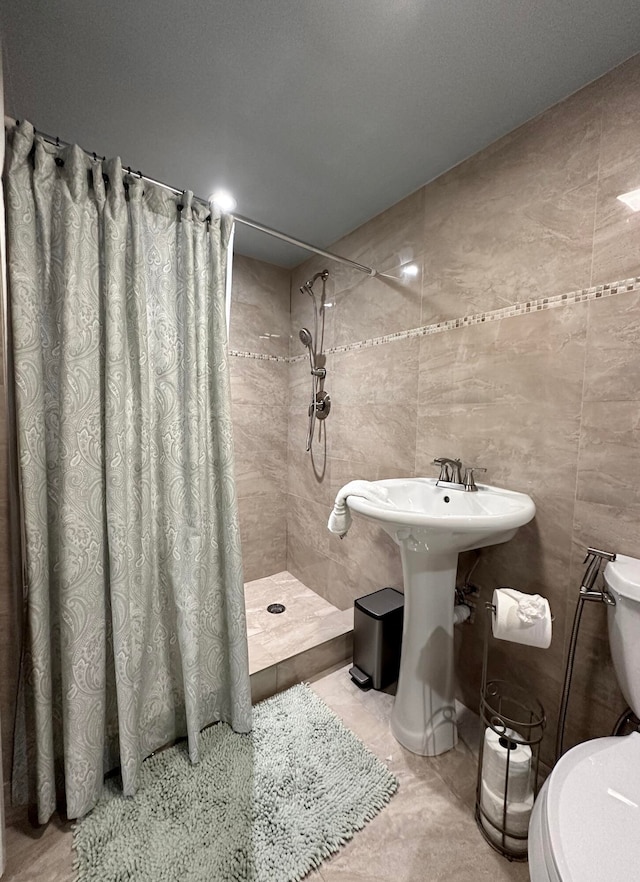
433;457;462;483
463;466;486;492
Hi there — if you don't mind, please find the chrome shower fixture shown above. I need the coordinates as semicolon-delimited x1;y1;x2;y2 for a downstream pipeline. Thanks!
299;270;330;452
298;328;325;378
299;326;313;348
300;269;329;297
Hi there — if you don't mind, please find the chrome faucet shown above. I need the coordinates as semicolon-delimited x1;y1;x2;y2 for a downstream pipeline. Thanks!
433;457;462;485
433;458;486;492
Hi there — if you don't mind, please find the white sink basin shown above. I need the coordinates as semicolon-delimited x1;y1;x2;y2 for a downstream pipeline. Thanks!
347;477;535;757
347;477;535;553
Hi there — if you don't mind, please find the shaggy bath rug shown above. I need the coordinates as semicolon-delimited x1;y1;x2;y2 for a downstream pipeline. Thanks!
73;683;398;882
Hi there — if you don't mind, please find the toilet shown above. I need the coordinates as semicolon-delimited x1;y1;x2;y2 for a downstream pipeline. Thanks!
529;554;640;880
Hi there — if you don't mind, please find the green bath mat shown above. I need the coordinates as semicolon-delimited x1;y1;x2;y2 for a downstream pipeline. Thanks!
73;683;398;881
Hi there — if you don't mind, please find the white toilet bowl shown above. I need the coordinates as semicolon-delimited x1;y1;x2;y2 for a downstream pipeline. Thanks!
529;732;640;880
529;553;640;879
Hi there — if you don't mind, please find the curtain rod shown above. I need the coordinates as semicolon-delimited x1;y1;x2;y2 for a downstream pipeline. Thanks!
4;116;378;278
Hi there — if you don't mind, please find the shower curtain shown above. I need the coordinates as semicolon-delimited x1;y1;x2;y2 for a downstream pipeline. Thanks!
5;121;251;823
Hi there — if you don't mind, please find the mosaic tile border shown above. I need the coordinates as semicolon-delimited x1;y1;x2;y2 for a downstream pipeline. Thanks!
229;349;288;362
286;275;640;362
231;276;640;363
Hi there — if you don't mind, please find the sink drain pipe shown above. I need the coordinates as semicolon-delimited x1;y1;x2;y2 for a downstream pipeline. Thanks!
454;602;472;625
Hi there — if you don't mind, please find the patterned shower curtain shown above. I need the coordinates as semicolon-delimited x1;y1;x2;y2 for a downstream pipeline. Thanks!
4;121;252;823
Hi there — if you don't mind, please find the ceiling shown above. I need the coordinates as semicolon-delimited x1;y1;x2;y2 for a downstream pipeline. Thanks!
2;1;640;267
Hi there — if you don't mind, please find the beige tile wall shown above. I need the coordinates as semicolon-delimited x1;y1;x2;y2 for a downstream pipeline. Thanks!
229;255;291;581
287;54;640;762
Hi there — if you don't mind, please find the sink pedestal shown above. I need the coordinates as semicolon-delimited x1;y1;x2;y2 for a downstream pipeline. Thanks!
391;547;459;756
344;476;535;758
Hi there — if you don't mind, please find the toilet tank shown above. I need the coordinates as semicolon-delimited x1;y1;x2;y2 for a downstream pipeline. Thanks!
605;554;640;718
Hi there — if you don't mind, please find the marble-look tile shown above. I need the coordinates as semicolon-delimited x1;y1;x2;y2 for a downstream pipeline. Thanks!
237;494;287;583
591;56;640;286
327;188;426;296
590;166;640;287
561;687;626;753
321;558;376;611
286;492;332;559
312;667;529;882
583;289;640;401
275;634;353;692
415;401;581;499
288;401;333;461
330;337;419;406
330;270;422;347
287;528;331;599
328;457;410;501
266;610;352;661
4;815;74;882
330;401;416;474
229;357;288;407
247;638;280;676
566;498;640;645
561;594;623;709
249;665;278;703
326;516;403;601
571;498;640;564
468;503;573;676
419;304;587;410
232;403;287;499
228;298;289;357
421;83;600;317
287;447;334;508
229;255;290;357
592;55;640;177
288;355;318;408
576;400;640;507
244;575;336;636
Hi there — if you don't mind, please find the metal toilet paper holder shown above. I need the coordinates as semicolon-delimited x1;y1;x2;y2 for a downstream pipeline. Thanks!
475;598;546;861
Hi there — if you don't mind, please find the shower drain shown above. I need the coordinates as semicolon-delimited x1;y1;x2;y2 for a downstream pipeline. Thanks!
267;603;286;614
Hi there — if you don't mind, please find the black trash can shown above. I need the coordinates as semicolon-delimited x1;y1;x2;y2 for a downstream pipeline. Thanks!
350;587;404;690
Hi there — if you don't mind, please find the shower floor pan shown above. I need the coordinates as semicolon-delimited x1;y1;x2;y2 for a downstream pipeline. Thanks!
244;571;353;704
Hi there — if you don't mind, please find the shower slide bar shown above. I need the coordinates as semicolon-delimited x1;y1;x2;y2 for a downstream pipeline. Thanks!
4;116;379;279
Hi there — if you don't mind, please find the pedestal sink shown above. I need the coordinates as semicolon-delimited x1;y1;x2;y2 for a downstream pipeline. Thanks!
347;477;535;756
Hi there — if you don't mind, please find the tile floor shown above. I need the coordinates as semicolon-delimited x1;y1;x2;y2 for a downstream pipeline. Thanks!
305;665;530;882
2;662;531;882
245;571;353;702
2;573;531;881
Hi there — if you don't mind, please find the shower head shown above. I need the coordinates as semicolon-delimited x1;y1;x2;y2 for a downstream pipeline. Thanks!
300;270;329;297
299;328;313;348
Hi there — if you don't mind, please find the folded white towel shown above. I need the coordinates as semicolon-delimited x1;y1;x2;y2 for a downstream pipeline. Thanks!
327;480;392;538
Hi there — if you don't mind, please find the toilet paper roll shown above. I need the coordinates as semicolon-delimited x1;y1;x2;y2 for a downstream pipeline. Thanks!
479;780;533;855
481;726;533;803
492;588;552;648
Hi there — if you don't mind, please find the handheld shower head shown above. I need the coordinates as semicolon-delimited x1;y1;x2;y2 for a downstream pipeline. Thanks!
299;328;313;348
